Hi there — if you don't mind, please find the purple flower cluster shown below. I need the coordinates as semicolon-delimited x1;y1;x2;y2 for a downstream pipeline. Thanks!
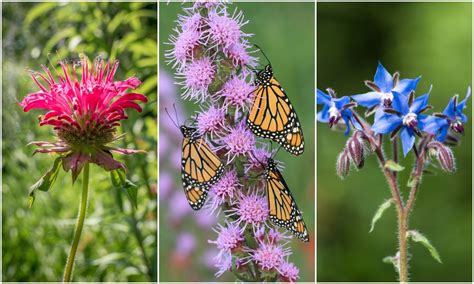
166;3;302;281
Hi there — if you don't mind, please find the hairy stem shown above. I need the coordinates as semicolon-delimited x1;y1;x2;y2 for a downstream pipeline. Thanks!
392;137;399;179
63;163;90;282
398;210;409;283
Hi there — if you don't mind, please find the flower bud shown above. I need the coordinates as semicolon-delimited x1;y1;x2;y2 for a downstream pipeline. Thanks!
427;141;456;173
346;134;365;169
336;149;351;179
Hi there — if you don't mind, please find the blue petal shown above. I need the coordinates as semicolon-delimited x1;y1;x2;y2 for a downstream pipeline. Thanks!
334;96;351;109
317;105;330;123
350;116;363;131
373;62;393;93
393;76;421;95
456;86;471;118
400;127;416;156
317;89;332;106
374;106;385;121
351;91;382;108
436;125;449;142
419;115;447;135
391;91;409;114
410;85;431;114
342;116;351;136
442;96;457;118
371;113;403;134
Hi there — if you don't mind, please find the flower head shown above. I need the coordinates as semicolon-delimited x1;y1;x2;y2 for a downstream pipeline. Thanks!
352;62;420;111
207;9;249;51
179;57;216;102
220;121;256;162
217;74;254;113
209;169;241;207
371;87;432;156
249;241;290;271
20;56;147;180
209;221;245;253
245;146;273;173
196;105;226;136
278;261;300;283
317;88;358;136
227;191;269;229
225;41;257;68
423;86;471;142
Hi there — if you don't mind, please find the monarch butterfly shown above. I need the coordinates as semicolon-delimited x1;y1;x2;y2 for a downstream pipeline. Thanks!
247;46;304;155
264;157;309;242
166;107;224;210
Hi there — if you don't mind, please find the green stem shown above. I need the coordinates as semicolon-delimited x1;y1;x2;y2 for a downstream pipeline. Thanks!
63;163;90;282
398;209;409;283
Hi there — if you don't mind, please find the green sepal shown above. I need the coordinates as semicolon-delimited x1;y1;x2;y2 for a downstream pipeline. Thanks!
369;198;393;233
384;160;405;172
407;230;442;263
28;157;62;208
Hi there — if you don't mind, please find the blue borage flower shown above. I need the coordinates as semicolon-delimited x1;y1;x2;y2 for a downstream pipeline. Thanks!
372;86;433;156
317;88;358;136
422;86;471;142
352;62;421;118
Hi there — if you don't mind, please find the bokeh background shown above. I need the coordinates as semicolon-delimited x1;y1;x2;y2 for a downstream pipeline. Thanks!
2;2;157;281
159;2;315;282
317;2;471;282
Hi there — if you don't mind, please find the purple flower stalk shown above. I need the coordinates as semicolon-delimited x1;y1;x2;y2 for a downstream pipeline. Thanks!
167;2;302;281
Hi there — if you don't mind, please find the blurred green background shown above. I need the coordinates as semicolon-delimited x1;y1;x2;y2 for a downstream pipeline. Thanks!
159;2;315;282
317;2;471;282
2;2;157;282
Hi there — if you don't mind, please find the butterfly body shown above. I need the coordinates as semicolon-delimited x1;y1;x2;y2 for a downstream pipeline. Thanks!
264;157;309;242
247;64;305;155
180;125;224;210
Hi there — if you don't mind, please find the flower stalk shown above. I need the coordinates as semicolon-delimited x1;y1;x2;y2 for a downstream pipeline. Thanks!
318;63;469;282
63;163;90;282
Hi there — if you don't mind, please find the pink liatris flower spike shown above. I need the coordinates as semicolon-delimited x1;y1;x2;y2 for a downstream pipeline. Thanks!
20;55;148;182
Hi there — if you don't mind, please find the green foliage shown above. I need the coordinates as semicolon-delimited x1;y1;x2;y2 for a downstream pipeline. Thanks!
28;157;63;208
384;160;405;172
407;230;442;264
369;198;393;233
2;2;157;281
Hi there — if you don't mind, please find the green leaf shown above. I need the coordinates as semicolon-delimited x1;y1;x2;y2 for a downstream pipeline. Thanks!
407;230;442;263
28;157;62;208
235;158;245;178
383;253;400;273
407;172;415;187
369;198;393;233
110;169;138;209
384;160;405;172
123;180;138;209
110;168;127;187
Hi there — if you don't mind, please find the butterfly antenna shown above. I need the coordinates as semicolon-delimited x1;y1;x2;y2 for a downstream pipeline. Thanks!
245;64;258;73
165;106;180;129
172;103;181;126
254;44;271;66
272;143;283;160
250;148;266;168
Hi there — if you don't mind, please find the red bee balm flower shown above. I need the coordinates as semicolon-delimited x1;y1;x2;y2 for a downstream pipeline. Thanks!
20;56;148;181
